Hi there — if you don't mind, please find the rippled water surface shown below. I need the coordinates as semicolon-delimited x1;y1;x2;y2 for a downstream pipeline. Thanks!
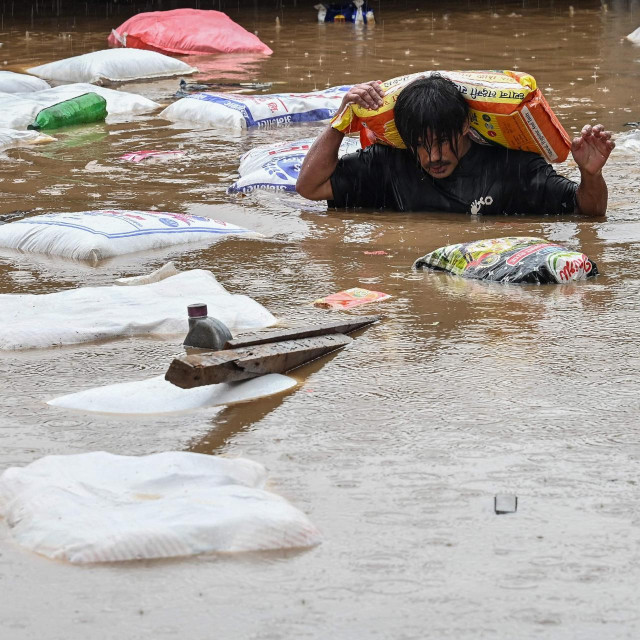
1;1;640;638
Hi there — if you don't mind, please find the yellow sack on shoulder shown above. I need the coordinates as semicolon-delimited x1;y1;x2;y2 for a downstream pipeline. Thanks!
331;70;571;163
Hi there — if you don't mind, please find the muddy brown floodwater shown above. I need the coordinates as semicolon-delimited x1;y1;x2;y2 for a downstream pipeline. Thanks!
1;0;640;638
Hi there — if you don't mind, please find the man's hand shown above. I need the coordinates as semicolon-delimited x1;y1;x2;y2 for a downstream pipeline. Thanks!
339;80;385;112
571;124;615;176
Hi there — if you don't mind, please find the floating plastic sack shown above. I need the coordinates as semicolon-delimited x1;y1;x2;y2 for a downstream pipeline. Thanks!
27;49;196;84
0;128;56;152
119;149;185;163
0;452;321;563
0;84;159;129
332;70;570;162
413;237;598;284
615;129;640;154
0;70;50;93
0;210;254;262
160;86;351;130
228;136;361;194
49;373;296;414
108;8;273;56
627;26;640;44
0;268;275;350
313;287;391;309
28;93;107;130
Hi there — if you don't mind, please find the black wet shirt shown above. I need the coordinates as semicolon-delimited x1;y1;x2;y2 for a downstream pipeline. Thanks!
329;142;578;215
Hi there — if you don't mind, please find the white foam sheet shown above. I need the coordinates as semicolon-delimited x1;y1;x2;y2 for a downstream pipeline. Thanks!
0;269;276;350
0;210;253;262
0;452;321;563
27;48;196;84
0;70;50;93
0;84;160;129
48;373;297;414
0;128;56;152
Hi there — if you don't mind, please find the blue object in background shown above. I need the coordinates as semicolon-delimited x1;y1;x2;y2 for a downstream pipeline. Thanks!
322;2;371;23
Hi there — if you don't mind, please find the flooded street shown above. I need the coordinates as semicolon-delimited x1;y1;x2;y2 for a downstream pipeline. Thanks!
1;0;640;637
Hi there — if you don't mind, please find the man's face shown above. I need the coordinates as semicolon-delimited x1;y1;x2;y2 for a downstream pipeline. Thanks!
416;124;470;179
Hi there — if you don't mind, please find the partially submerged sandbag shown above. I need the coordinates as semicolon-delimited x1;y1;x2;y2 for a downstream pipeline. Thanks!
28;93;107;130
0;70;50;93
228;136;361;194
332;70;571;162
0;269;276;350
0;210;253;261
109;8;273;56
0;84;159;129
413;237;598;284
627;26;640;44
0;452;321;563
27;49;196;84
160;86;351;130
48;373;296;414
0;128;56;152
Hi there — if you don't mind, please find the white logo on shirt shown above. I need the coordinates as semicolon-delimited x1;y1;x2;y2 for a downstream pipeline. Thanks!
470;195;494;215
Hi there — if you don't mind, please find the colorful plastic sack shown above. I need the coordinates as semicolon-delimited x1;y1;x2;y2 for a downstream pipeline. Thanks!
228;136;360;194
313;287;391;309
413;237;598;284
160;86;351;130
332;70;571;163
28;93;107;130
0;210;254;262
27;49;196;84
108;9;273;56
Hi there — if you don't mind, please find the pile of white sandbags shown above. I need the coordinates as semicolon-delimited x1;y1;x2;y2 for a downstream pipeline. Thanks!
0;128;56;152
0;269;276;350
0;84;160;129
0;70;50;93
27;48;196;84
0;452;321;563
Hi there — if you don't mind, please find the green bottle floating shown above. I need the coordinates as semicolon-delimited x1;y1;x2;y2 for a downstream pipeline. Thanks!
28;93;107;131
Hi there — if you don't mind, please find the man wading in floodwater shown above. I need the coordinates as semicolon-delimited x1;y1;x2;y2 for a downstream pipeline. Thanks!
296;75;615;216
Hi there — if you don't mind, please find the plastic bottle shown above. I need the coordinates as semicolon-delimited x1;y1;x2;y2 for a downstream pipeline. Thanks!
314;4;327;23
365;10;375;25
28;92;107;131
183;303;232;351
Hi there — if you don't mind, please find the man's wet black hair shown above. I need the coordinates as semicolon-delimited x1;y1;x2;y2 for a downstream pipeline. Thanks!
394;75;470;159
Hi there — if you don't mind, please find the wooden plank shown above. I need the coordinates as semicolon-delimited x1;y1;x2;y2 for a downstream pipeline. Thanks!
166;334;352;389
225;315;381;349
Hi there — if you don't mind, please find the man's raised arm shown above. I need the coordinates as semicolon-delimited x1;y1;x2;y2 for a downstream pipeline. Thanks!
573;124;615;217
296;81;384;201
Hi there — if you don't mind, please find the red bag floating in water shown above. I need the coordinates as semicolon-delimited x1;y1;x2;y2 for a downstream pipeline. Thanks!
108;9;273;56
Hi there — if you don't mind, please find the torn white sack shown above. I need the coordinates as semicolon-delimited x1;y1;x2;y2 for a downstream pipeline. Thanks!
0;269;276;350
0;451;321;563
0;70;50;93
0;84;160;129
27;48;196;84
48;373;296;414
0;128;56;153
228;136;360;194
159;85;351;130
0;210;253;261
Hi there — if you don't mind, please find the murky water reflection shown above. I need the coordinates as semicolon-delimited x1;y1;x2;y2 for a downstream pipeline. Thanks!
1;1;640;638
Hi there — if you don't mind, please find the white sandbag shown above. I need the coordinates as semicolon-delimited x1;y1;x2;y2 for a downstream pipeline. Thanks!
0;70;50;93
27;48;196;84
627;26;640;44
228;136;361;194
0;210;253;261
615;129;640;154
0;269;276;350
0;128;56;152
0;85;159;129
160;85;351;130
48;373;296;414
114;261;180;285
0;452;321;563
